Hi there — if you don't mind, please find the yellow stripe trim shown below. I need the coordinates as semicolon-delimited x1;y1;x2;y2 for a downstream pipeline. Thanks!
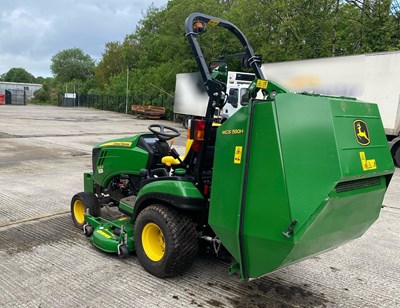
100;141;132;147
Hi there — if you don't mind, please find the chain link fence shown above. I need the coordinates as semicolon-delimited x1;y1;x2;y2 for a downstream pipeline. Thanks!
58;93;174;119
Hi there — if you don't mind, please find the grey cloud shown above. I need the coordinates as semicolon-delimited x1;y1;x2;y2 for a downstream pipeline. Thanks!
0;0;167;77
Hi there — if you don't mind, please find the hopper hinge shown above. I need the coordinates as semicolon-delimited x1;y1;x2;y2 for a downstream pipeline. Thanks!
283;220;298;238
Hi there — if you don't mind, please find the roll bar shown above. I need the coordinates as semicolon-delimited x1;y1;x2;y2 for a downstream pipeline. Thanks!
184;13;267;182
185;13;265;86
184;13;286;280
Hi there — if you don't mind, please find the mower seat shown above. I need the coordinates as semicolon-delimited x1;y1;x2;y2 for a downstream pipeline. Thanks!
162;139;194;167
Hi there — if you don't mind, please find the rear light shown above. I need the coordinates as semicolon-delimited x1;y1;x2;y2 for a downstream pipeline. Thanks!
194;120;205;141
187;119;205;141
203;184;209;195
187;119;205;152
192;140;202;152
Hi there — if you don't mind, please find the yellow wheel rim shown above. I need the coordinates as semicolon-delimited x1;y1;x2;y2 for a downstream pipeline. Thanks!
142;222;165;261
73;200;85;224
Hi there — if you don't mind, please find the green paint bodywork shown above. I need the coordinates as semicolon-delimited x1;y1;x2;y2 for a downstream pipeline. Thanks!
83;134;204;258
209;93;394;279
84;180;203;255
83;172;94;193
119;199;135;215
92;134;149;188
137;180;203;200
86;214;135;253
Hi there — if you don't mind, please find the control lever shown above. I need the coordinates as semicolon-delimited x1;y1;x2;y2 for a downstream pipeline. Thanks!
169;148;186;167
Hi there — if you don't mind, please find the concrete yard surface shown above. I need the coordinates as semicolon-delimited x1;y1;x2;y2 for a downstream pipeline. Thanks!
0;104;399;308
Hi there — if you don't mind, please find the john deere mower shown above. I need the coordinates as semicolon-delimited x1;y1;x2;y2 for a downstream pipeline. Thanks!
71;13;394;279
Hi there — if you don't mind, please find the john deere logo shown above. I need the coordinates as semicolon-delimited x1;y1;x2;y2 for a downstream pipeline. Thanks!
354;120;370;146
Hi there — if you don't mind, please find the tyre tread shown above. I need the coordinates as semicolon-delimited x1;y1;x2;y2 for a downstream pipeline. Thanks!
71;192;101;228
134;204;198;277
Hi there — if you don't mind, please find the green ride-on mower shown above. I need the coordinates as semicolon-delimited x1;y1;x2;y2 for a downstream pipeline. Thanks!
71;13;394;280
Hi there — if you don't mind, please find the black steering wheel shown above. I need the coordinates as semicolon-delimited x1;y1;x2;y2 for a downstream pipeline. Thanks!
148;124;181;141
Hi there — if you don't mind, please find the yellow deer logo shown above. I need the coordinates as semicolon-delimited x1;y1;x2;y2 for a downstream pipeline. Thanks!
354;120;370;146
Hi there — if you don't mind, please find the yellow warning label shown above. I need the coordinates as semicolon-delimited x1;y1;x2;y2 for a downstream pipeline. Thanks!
234;146;243;164
359;151;377;171
97;230;112;239
208;20;220;26
256;79;269;89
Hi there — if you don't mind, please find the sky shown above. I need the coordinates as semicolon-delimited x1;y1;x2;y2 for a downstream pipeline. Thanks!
0;0;168;78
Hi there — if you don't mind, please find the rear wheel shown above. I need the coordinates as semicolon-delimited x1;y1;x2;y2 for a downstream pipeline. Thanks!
134;205;198;278
71;192;101;229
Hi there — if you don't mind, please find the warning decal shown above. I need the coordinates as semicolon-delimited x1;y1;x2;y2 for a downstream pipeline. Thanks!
359;151;377;171
234;146;243;164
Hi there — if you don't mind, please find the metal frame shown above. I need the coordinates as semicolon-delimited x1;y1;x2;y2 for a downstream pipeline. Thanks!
185;13;269;279
184;13;265;182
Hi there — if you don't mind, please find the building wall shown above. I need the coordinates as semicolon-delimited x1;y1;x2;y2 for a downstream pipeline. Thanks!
0;82;42;99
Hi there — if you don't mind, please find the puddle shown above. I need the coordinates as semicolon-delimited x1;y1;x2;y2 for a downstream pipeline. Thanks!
227;277;329;308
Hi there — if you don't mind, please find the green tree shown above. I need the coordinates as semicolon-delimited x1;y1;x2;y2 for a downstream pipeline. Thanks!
344;0;399;53
31;78;58;105
51;48;95;83
2;67;35;83
229;0;340;62
35;76;46;84
95;41;125;86
126;0;233;95
364;0;396;51
86;0;400;117
32;88;50;104
95;35;142;87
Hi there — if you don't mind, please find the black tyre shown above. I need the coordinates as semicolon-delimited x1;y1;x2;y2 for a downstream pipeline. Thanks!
71;192;101;229
83;225;94;237
118;245;129;258
134;205;198;278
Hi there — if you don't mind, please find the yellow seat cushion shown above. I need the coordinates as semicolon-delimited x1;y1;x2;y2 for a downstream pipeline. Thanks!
161;156;184;167
161;139;194;167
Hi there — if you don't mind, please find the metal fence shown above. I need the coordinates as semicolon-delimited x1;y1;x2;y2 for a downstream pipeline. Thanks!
4;89;27;105
58;93;173;117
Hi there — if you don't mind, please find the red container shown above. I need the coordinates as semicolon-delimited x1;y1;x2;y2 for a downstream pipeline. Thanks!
0;94;5;105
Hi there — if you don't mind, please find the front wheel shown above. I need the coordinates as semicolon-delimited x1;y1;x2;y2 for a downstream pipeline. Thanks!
134;205;198;278
71;192;101;229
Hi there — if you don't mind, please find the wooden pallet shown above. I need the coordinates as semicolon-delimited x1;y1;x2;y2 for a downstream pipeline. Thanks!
131;105;166;119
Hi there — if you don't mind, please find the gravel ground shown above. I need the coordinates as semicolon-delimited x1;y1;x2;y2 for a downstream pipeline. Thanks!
0;104;398;308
